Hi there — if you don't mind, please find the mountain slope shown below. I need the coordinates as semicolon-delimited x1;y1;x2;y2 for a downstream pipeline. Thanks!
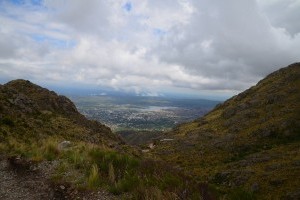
0;79;213;199
151;63;300;199
0;79;120;145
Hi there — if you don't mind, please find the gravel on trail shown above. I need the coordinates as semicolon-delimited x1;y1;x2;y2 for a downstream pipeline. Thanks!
0;157;117;200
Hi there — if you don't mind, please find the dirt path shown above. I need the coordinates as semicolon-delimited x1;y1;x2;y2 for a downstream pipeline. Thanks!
0;158;54;200
0;157;116;200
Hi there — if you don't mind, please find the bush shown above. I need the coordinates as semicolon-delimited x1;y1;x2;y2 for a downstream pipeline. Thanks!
88;148;139;180
43;141;60;161
132;186;163;200
160;173;183;190
88;164;101;189
109;174;139;194
228;188;256;200
64;150;86;169
108;162;116;184
1;117;14;126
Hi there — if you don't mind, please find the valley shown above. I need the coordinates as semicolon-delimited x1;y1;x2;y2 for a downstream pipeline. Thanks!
0;63;299;200
71;95;220;132
2;1;300;199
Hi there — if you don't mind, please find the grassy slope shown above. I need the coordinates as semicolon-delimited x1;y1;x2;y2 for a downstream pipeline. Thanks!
151;63;300;199
0;79;119;144
0;79;212;199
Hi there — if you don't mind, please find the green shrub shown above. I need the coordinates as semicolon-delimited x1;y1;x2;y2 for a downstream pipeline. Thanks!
108;162;116;184
109;174;139;194
43;141;60;160
160;173;182;190
132;186;163;200
88;148;139;179
228;188;256;200
64;150;87;169
88;164;101;189
1;117;14;126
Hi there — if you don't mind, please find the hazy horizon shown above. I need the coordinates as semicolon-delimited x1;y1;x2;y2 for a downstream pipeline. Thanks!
1;0;299;99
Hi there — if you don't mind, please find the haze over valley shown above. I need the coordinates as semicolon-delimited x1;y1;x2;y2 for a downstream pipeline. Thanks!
72;95;219;132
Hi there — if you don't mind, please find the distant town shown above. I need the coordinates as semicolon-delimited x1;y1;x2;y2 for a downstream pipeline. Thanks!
71;95;220;131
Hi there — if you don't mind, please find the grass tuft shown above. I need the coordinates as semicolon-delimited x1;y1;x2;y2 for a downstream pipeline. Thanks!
108;162;116;184
87;164;101;189
43;140;60;161
228;188;256;200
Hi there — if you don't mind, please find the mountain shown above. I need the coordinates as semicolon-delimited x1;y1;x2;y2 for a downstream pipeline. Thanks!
0;79;213;199
151;63;300;199
0;79;120;145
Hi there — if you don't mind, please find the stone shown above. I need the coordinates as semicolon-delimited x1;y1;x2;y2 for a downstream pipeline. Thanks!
57;141;71;150
149;143;155;149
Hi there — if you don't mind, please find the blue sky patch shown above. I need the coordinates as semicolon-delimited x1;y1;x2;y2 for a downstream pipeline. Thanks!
153;28;167;37
30;34;76;48
123;2;132;12
9;0;25;5
30;0;43;6
9;0;43;6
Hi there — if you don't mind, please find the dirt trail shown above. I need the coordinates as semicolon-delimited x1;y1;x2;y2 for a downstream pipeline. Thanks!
0;158;54;200
0;158;116;200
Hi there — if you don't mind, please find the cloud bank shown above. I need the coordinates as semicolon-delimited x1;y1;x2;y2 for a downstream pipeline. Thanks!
0;0;299;98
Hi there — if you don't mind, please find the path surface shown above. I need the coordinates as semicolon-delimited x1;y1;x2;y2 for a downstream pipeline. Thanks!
0;158;53;200
0;158;116;200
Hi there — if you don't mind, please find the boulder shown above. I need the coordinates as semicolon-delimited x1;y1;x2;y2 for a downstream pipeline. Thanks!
57;141;71;150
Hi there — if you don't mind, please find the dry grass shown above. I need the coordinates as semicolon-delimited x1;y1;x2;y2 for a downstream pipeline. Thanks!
88;164;101;189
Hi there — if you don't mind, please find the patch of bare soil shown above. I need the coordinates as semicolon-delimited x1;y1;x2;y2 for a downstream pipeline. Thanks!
0;157;116;200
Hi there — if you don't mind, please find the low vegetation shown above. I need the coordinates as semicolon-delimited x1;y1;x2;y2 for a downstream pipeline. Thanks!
151;63;300;199
1;63;299;199
0;79;212;199
0;136;211;199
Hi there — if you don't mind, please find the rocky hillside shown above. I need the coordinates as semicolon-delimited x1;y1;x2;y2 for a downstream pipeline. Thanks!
0;79;213;199
0;79;120;145
151;63;300;199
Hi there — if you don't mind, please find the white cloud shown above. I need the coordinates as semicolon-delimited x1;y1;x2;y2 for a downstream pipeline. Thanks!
0;0;299;98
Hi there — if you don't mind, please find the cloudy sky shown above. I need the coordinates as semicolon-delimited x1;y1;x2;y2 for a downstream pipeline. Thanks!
0;0;299;99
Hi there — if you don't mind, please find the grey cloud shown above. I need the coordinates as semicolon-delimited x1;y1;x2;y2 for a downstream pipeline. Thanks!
46;0;123;38
152;0;300;90
257;0;300;35
0;0;299;97
0;33;18;58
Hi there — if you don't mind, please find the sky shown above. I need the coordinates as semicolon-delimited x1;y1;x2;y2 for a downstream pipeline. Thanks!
0;0;299;99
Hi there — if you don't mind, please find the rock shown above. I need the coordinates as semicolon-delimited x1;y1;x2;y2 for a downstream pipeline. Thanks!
160;138;174;142
7;156;33;171
108;143;115;148
149;143;155;149
57;141;71;150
